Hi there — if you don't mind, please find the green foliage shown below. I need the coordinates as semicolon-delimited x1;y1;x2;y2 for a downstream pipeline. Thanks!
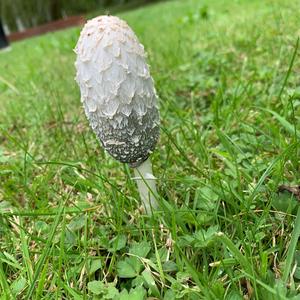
1;0;300;298
1;0;162;32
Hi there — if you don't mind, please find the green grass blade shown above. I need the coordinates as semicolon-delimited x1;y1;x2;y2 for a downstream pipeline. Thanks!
261;108;300;138
216;232;253;275
0;259;14;299
282;207;300;283
277;37;299;101
25;200;66;299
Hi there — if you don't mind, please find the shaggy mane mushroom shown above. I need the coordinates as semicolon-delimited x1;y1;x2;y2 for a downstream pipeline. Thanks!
75;15;160;214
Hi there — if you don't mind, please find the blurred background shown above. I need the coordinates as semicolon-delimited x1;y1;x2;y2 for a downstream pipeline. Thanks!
1;0;163;33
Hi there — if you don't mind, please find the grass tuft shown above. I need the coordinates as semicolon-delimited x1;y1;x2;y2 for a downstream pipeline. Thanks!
1;0;300;298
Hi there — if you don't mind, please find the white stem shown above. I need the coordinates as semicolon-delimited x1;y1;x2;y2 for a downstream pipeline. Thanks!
133;159;158;214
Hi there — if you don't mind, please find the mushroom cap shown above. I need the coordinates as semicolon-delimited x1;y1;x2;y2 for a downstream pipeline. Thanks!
75;16;160;167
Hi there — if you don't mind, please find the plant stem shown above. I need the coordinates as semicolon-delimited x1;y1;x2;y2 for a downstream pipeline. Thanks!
133;159;158;214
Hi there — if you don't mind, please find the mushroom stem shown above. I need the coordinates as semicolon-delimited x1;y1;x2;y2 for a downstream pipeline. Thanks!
133;159;158;214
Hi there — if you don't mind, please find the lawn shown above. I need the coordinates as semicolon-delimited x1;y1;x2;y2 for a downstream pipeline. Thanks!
1;0;300;299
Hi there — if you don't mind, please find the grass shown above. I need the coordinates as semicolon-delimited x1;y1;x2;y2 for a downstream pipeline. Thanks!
1;0;300;298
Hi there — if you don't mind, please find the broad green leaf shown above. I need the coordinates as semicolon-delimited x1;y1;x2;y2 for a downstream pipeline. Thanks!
141;269;160;297
129;286;146;300
131;275;144;287
129;241;151;258
11;277;26;296
87;280;104;295
104;284;118;299
163;261;178;272
118;286;146;300
108;235;127;252
117;257;142;278
67;214;86;231
88;258;102;275
193;225;218;248
164;289;176;300
118;289;129;299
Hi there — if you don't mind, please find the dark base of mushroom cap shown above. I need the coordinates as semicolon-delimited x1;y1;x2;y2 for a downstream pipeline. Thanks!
87;108;160;167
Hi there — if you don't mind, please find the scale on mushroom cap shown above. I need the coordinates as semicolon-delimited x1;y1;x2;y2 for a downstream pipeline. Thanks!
75;16;159;214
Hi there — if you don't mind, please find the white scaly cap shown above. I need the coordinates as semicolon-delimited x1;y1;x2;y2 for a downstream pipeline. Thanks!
74;16;160;167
